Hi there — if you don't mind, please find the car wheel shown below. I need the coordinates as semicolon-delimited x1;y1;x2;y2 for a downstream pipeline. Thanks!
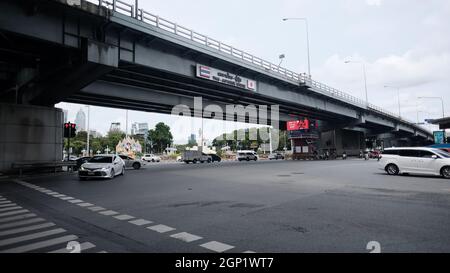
386;164;399;175
121;167;125;176
109;169;115;179
132;162;141;170
254;157;258;161
207;159;212;163
246;157;250;161
193;159;197;164
441;166;450;179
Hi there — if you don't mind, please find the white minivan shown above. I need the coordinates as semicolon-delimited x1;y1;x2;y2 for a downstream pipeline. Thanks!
379;147;450;178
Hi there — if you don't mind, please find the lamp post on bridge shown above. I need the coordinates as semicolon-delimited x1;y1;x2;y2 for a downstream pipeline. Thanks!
384;85;402;118
345;60;369;105
282;17;311;77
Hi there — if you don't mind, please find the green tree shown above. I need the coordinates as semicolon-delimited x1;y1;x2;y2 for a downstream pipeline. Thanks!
105;130;126;152
147;123;173;153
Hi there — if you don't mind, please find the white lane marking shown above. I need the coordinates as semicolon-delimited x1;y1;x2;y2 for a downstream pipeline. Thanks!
0;198;6;201
0;201;12;205
97;251;108;253
60;197;74;201
77;203;94;207
0;228;66;247
0;222;56;237
0;213;37;223
0;206;23;213
48;242;96;253
88;206;106;212
68;199;84;204
99;210;119;216
46;192;60;196
53;194;66;198
0;235;78;253
147;224;176;233
0;203;17;208
0;218;45;230
200;241;235;253
41;190;52;193
170;232;203;243
243;251;256;253
113;214;135;221
128;219;153;226
0;209;29;218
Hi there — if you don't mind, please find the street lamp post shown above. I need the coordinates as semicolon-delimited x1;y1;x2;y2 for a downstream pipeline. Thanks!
282;17;311;77
418;96;445;118
384;85;401;118
345;60;369;104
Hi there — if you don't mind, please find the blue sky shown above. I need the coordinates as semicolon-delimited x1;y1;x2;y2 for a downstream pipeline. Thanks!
59;0;450;143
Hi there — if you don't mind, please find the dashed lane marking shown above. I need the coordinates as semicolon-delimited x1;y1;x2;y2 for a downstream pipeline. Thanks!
77;203;94;207
147;224;176;233
99;210;119;216
170;232;203;243
128;219;153;226
68;199;84;204
113;214;135;221
88;206;106;212
200;241;235;253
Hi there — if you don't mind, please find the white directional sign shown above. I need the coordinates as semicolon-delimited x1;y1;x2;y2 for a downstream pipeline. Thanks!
196;64;257;92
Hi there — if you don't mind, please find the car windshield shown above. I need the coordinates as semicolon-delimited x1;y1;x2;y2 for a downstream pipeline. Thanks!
432;149;450;158
88;156;113;163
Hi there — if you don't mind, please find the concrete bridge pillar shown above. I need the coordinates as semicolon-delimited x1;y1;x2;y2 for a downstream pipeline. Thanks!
0;103;63;173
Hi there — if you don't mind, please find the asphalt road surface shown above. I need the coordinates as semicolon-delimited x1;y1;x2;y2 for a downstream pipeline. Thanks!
1;159;449;253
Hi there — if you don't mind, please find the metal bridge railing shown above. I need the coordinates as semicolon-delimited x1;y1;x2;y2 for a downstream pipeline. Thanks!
85;0;423;131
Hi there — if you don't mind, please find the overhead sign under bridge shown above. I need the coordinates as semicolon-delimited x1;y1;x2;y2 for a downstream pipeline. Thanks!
196;64;257;92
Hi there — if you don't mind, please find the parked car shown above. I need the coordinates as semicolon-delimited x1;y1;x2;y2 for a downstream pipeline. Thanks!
379;147;450;178
237;151;258;162
78;155;125;180
141;154;161;162
183;151;212;164
268;153;285;160
74;157;91;171
206;153;222;162
118;155;142;170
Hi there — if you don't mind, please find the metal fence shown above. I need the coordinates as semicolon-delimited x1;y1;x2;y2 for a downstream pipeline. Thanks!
84;0;422;129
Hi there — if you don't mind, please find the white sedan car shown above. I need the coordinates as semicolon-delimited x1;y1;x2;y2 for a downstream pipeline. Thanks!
141;154;161;162
379;147;450;178
79;155;125;180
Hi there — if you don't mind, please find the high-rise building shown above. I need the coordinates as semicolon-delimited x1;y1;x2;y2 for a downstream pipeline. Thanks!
188;134;197;145
110;122;121;132
75;108;86;132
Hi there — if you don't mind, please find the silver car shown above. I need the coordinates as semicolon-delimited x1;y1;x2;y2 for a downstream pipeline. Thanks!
79;155;125;180
119;155;142;170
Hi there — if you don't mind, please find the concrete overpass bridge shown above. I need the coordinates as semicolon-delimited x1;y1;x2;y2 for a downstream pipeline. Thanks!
0;0;433;171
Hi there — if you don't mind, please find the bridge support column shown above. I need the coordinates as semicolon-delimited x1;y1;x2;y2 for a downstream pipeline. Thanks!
0;103;63;173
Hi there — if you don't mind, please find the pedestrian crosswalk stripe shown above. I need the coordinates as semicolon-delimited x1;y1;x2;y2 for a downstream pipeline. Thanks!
48;242;96;253
0;228;66;247
0;203;17;208
0;209;29;218
0;222;56;237
0;218;45;230
0;206;22;213
0;235;78;253
0;213;37;223
0;201;12;205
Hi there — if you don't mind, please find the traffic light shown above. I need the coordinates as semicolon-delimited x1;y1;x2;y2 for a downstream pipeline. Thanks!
63;123;77;138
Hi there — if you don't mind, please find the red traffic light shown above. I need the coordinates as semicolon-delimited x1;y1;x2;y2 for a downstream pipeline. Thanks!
71;124;76;129
65;123;69;128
